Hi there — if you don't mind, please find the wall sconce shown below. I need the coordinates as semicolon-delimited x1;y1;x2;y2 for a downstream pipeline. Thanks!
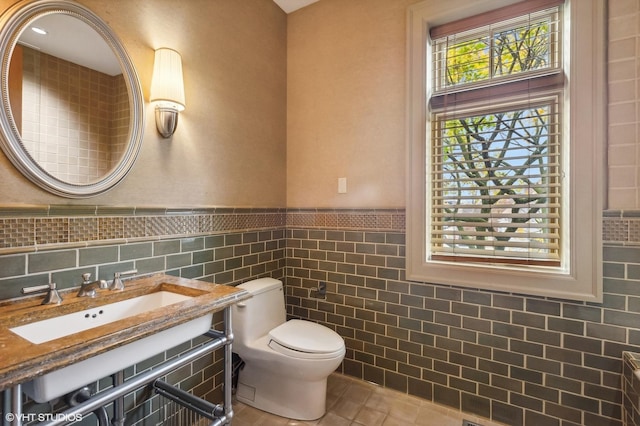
150;48;185;138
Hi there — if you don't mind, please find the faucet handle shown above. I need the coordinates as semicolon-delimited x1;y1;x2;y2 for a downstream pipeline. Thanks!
81;273;107;288
110;269;138;291
116;269;138;277
22;283;63;305
22;283;51;294
42;283;63;305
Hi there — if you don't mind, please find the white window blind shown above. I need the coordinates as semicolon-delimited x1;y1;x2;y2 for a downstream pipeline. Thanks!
428;2;563;267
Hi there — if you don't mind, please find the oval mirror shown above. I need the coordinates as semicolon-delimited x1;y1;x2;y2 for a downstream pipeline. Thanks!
0;0;144;198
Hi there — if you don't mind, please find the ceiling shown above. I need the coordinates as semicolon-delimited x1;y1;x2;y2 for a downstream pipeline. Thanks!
15;1;321;77
18;13;120;76
273;0;319;14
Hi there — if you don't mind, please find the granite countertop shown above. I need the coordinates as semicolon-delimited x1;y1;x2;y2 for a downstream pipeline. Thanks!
0;273;250;391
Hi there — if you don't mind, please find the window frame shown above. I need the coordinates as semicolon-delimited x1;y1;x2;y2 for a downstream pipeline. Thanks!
405;0;605;302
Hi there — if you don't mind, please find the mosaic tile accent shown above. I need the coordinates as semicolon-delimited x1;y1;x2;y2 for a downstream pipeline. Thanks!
265;212;285;228
288;212;316;228
0;207;634;252
166;216;185;235
603;212;640;244
392;213;406;230
0;207;287;253
0;218;34;248
630;220;640;243
604;218;629;242
69;218;98;243
377;213;393;230
214;214;237;231
147;216;166;237
286;209;405;231
325;212;338;228
336;212;354;228
184;215;199;234
199;215;213;233
238;213;260;230
99;217;124;240
35;218;69;245
124;217;146;239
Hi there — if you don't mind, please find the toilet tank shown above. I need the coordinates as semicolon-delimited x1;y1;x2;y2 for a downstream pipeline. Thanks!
232;278;287;346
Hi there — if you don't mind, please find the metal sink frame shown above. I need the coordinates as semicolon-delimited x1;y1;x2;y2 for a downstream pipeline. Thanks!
2;307;235;426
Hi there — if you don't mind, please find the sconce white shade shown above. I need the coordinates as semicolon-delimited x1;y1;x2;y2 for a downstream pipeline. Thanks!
150;48;185;138
150;48;185;110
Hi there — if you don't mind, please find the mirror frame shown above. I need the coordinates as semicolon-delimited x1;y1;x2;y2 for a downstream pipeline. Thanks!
0;0;144;198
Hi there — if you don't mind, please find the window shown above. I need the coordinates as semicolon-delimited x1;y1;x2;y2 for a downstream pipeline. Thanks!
406;0;604;301
431;5;562;267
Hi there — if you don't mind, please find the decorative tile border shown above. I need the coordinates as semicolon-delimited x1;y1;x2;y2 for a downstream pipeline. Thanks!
0;218;34;248
290;209;640;244
603;210;640;244
288;209;640;244
286;208;405;231
0;206;634;253
0;206;286;253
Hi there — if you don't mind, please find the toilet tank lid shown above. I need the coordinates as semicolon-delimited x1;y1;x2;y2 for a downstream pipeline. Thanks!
269;319;344;354
237;277;282;295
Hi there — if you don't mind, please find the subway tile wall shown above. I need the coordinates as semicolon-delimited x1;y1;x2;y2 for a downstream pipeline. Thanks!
0;207;286;426
1;206;640;425
286;209;640;426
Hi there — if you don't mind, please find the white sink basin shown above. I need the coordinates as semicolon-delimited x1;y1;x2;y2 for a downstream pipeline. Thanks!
11;291;191;344
12;290;213;403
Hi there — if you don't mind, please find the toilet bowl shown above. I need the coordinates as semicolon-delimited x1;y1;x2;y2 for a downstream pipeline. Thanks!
232;278;345;420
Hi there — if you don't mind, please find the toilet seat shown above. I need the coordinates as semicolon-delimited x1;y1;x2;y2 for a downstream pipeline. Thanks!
268;319;345;360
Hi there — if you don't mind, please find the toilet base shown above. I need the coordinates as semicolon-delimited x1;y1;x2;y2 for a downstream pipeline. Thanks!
235;362;328;420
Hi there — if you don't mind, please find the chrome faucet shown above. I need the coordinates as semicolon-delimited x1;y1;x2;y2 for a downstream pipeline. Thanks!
22;283;63;305
77;273;108;297
109;269;137;291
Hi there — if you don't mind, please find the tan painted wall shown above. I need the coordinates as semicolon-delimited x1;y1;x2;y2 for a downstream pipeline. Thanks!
287;0;635;211
0;0;287;208
287;0;416;208
4;0;629;210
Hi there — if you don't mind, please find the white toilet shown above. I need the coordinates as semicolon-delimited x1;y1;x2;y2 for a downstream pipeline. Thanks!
232;277;345;420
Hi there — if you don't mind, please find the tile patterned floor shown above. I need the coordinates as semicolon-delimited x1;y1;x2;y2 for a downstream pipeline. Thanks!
231;373;506;426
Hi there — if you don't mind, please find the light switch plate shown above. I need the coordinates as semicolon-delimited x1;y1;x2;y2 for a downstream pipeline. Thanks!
338;177;347;193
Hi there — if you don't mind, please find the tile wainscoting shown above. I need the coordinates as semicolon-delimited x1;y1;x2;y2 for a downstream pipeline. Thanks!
0;206;638;425
286;209;640;426
0;206;287;425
